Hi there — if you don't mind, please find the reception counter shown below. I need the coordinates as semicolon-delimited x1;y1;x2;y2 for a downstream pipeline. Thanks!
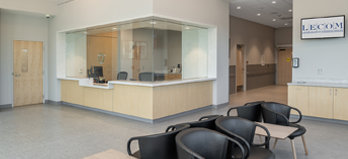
59;78;215;122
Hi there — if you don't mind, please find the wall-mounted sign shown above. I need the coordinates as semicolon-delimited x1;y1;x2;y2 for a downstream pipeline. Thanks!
301;15;345;39
287;58;291;62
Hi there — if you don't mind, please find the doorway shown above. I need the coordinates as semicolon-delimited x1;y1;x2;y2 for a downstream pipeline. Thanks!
277;48;292;85
13;40;43;106
236;44;245;92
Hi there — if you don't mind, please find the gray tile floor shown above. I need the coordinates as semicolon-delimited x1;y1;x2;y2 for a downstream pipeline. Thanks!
1;85;348;159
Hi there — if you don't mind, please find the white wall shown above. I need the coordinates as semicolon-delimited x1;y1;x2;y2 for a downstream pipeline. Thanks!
293;0;348;81
153;0;229;105
0;10;49;105
0;0;57;15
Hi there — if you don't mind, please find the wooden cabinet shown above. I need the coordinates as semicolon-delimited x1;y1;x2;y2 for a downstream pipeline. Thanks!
288;86;309;116
334;88;348;121
308;87;334;119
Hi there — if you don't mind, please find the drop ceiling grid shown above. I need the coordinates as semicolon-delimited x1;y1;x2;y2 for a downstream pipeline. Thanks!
230;0;293;28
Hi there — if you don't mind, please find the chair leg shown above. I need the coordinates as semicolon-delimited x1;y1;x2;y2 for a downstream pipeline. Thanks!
273;138;278;148
301;135;309;155
259;135;263;142
290;139;297;159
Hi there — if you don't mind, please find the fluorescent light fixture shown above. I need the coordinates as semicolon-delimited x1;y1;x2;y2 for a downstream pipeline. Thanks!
237;6;241;9
289;9;293;12
272;1;276;4
257;13;261;16
273;19;276;21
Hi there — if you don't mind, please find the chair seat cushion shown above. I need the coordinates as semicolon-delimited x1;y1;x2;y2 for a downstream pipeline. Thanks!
231;146;275;159
288;123;306;139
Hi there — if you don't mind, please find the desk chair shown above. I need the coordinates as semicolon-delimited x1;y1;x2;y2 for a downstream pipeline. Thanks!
117;71;128;80
139;72;153;81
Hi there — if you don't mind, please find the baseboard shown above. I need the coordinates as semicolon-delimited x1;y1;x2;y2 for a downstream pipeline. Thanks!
0;104;12;108
61;102;153;123
152;105;214;123
45;100;62;105
61;102;218;123
212;102;229;108
291;114;348;125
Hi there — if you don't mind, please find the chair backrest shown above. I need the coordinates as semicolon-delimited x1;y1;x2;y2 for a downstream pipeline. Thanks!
176;128;244;159
139;72;154;81
128;124;190;159
167;115;222;131
261;102;291;125
215;116;256;145
117;71;128;80
234;101;264;122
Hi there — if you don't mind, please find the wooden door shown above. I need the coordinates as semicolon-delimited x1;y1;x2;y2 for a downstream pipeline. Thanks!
334;88;348;120
236;46;244;87
13;41;43;106
288;86;309;115
308;86;333;119
132;46;141;80
277;48;292;85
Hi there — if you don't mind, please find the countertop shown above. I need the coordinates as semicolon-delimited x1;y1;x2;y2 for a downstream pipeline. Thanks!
288;82;348;88
58;77;216;89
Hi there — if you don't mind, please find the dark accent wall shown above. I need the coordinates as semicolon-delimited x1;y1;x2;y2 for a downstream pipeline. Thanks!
247;64;276;90
229;65;236;94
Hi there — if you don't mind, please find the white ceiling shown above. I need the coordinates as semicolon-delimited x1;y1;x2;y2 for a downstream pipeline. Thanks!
229;0;293;28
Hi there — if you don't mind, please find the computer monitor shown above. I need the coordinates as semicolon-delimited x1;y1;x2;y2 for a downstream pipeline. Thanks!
94;66;103;78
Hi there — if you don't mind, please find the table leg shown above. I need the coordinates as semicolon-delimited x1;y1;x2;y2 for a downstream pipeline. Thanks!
290;139;297;159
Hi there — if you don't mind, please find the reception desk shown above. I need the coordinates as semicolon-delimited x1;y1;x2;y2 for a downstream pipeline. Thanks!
59;78;214;122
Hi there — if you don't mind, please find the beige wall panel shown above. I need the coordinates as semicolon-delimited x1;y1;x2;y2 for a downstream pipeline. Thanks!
334;88;348;121
288;86;309;116
153;84;188;119
60;80;84;105
112;84;153;119
308;87;333;119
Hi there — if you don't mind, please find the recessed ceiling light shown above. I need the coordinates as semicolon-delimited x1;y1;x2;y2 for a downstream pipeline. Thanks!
150;21;157;24
273;19;276;21
289;9;293;12
285;23;288;25
272;1;276;4
185;27;190;30
112;28;117;30
257;13;261;16
237;6;241;9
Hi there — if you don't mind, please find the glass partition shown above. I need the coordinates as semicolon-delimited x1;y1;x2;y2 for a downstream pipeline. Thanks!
65;19;209;83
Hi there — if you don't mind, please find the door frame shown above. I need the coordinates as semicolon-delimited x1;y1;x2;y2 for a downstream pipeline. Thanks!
11;39;47;107
235;44;247;93
275;44;292;85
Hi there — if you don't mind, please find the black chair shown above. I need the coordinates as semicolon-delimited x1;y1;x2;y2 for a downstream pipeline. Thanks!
166;115;222;132
139;72;153;81
127;124;190;159
117;71;128;80
176;128;245;159
261;102;308;158
216;116;275;159
227;101;264;122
